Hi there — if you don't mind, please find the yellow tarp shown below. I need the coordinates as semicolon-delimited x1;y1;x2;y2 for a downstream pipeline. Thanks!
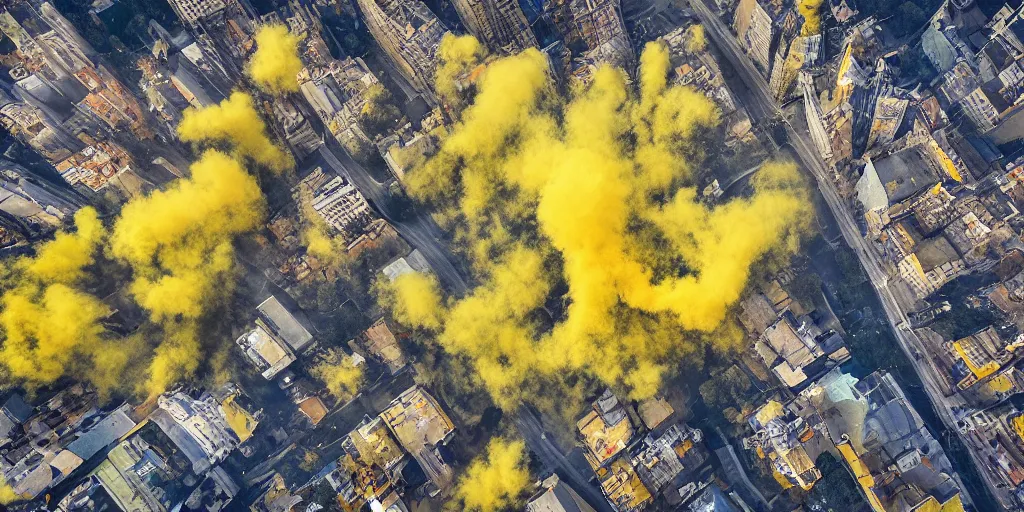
954;341;1000;380
838;443;885;512
222;394;257;443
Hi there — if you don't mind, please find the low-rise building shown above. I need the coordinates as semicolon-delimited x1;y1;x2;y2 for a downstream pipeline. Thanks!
948;327;1018;390
746;400;821;490
526;474;597;511
379;386;456;496
294;167;375;245
577;389;637;470
236;322;297;380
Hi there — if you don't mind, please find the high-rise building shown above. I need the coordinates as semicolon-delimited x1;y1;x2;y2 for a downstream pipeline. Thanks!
451;0;538;54
567;0;634;83
166;0;227;27
732;0;799;76
355;0;448;97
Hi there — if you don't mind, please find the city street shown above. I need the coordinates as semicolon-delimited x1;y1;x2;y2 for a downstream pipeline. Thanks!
317;138;468;295
686;0;993;505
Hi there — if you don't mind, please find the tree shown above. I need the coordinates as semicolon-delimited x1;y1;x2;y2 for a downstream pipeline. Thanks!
309;348;364;400
893;2;927;38
358;84;403;139
699;365;752;410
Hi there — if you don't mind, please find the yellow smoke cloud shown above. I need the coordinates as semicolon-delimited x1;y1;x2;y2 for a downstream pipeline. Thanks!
396;39;812;404
111;150;265;396
1;44;293;400
382;272;446;330
798;0;823;36
436;33;486;107
22;207;104;283
687;25;707;53
144;321;201;398
0;476;18;505
111;150;265;321
247;24;303;95
178;92;294;173
456;438;529;511
0;209;135;398
310;348;364;400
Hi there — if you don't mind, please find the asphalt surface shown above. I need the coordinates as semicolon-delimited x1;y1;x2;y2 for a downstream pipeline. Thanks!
687;0;993;505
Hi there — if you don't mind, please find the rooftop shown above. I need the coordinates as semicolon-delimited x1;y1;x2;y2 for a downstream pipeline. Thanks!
577;390;636;469
257;295;314;352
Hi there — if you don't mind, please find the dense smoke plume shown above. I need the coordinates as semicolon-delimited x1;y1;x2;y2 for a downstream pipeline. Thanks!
455;438;529;511
388;38;812;407
0;209;134;397
112;92;274;395
0;89;283;397
178;91;294;173
435;34;486;107
247;24;303;95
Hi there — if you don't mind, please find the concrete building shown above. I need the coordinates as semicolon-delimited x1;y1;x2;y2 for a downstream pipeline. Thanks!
294;167;375;244
257;295;314;353
568;0;634;84
948;327;1015;390
236;322;298;380
527;474;597;512
577;389;636;470
732;0;798;75
451;0;538;54
746;400;822;490
166;0;227;27
355;0;448;97
816;370;967;512
379;386;456;495
801;72;833;160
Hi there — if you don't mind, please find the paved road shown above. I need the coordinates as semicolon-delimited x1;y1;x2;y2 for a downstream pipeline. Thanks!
687;0;992;506
516;406;614;512
317;139;468;295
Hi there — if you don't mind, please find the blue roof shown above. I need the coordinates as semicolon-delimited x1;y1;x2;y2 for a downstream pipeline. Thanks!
67;409;137;460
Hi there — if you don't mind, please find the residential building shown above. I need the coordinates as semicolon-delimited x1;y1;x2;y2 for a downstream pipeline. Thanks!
382;248;432;281
595;454;652;511
732;0;798;75
661;25;753;146
957;404;1024;508
298;54;383;150
59;419;239;512
235;321;298;380
354;318;408;374
54;140;135;192
155;388;257;472
801;72;833;160
948;328;1017;390
893;233;966;299
307;415;410;510
754;311;849;389
745;400;821;490
568;0;634;84
630;424;708;505
166;0;227;27
379;386;456;495
813;370;966;512
1;2;152;140
257;295;314;354
1;387;136;504
0;158;82;231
